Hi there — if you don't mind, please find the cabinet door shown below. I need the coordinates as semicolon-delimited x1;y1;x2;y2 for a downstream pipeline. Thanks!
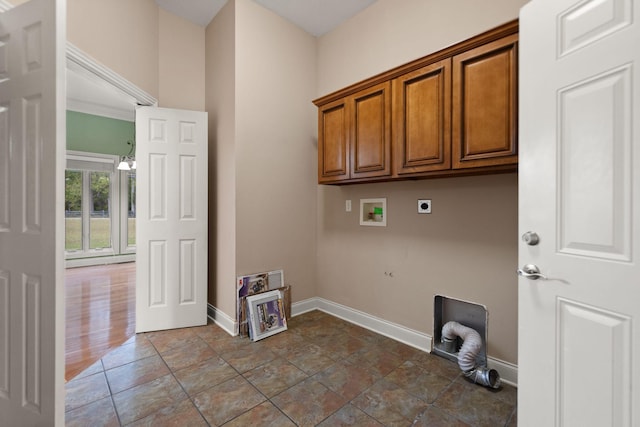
393;59;451;175
318;98;350;183
452;34;518;169
350;81;392;180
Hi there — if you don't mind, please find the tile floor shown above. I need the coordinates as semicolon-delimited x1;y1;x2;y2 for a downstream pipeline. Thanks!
65;310;517;426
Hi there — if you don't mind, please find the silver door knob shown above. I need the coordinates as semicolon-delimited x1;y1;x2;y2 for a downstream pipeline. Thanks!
522;231;540;246
517;264;547;280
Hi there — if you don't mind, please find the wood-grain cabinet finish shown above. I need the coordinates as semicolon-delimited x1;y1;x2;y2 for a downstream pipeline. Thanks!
318;81;391;183
314;20;519;185
393;58;451;175
452;34;518;169
318;97;349;182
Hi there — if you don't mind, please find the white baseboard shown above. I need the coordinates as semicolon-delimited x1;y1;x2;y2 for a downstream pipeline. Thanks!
487;357;518;387
65;254;135;268
293;297;432;353
207;304;236;336
290;296;320;317
209;297;518;387
292;297;518;387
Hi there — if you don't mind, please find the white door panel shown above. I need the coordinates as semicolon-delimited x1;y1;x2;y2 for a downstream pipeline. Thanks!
519;0;639;426
0;0;65;425
135;107;208;332
558;66;631;261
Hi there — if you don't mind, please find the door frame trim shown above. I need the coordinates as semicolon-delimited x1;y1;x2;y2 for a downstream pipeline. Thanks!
66;42;157;108
0;2;156;108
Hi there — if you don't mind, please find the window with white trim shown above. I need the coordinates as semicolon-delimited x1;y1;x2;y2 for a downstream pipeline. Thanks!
65;151;136;263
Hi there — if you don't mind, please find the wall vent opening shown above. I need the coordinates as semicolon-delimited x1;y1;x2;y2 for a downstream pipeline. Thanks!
433;295;500;388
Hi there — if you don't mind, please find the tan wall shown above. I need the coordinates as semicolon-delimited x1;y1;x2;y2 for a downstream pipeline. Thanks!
59;0;527;362
67;0;160;99
205;1;237;317
204;0;317;320
318;175;518;362
316;0;529;364
317;0;529;95
234;0;318;303
67;0;205;110
159;9;205;110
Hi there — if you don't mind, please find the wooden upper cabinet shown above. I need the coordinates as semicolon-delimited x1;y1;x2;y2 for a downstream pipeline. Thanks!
317;81;391;183
314;20;518;185
350;81;392;180
452;33;518;169
318;98;349;183
393;58;451;175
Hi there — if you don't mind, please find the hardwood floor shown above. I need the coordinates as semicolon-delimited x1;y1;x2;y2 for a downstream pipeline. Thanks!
65;262;136;381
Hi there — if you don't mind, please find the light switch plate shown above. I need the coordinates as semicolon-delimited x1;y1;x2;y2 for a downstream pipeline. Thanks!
346;200;352;212
418;199;431;214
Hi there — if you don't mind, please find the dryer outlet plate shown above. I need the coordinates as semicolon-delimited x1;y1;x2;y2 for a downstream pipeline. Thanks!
418;199;432;214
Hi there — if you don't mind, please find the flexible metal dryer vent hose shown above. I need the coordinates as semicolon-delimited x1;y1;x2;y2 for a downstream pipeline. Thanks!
441;321;501;389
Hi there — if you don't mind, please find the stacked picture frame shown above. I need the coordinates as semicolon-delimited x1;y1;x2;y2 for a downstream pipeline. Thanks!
236;269;290;339
245;289;288;341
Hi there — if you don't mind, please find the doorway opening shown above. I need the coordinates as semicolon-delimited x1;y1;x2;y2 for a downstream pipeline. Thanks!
64;44;156;380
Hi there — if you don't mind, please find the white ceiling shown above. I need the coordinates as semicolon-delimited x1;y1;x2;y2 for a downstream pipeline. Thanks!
155;0;377;36
154;0;227;28
67;0;378;121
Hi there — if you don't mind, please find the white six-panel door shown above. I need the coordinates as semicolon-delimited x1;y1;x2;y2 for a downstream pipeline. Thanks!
135;107;208;332
0;0;66;425
519;0;639;425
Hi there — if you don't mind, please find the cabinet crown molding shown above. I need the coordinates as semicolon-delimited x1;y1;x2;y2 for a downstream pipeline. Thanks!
313;19;518;108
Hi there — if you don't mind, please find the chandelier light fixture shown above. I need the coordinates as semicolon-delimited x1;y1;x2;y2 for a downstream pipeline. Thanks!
117;140;136;171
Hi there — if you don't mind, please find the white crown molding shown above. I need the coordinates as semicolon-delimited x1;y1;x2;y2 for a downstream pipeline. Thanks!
0;0;156;111
0;0;12;12
66;42;157;108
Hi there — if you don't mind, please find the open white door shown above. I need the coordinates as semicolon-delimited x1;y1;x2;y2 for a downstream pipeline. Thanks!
135;107;208;332
0;0;66;425
519;0;639;425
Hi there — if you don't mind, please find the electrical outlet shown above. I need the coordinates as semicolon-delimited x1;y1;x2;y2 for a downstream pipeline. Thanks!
418;199;431;214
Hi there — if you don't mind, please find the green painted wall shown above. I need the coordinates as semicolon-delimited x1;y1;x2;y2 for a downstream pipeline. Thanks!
66;111;134;155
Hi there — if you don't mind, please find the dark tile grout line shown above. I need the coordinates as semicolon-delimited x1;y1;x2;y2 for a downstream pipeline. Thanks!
148;333;212;426
126;331;302;427
413;369;463;423
223;332;446;426
168;336;297;427
104;332;346;425
69;318;515;427
216;332;322;427
101;358;124;427
250;336;442;426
